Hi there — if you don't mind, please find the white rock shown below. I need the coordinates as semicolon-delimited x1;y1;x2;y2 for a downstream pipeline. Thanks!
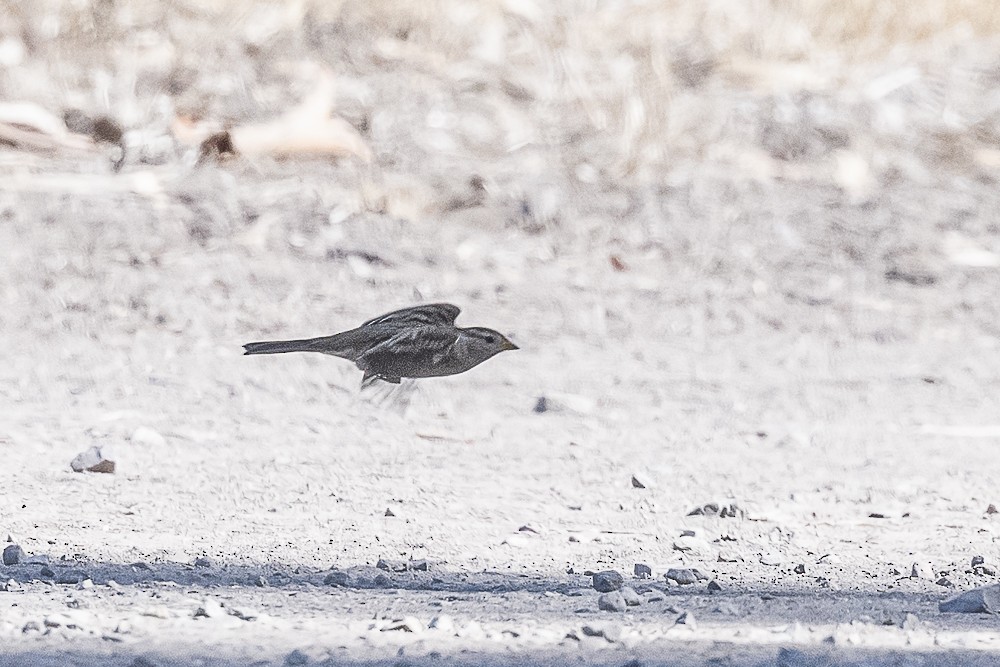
672;535;714;559
131;426;166;447
429;615;455;633
911;562;935;580
70;446;115;473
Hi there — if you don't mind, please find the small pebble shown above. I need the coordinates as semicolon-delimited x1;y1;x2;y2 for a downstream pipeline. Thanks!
193;598;225;619
592;570;624;592
707;580;722;592
428;615;455;632
672;535;713;558
252;575;268;587
675;611;695;628
131;426;166;447
620;586;642;606
910;562;934;580
794;564;806;574
382;616;424;633
2;544;25;566
3;578;21;592
630;475;646;489
665;568;698;586
760;552;782;566
409;559;428;571
324;571;349;587
939;584;1000;613
972;556;985;567
70;445;115;473
285;649;310;665
597;591;626;612
633;563;652;579
936;577;954;587
56;570;86;585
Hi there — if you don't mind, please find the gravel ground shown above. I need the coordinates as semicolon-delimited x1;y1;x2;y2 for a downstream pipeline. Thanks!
2;2;1000;666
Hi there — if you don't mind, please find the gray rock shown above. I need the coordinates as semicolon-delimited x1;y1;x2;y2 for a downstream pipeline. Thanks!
597;591;626;612
40;566;54;577
252;574;268;587
70;446;115;473
131;426;166;447
3;578;21;592
665;568;698;585
376;558;407;572
675;611;695;627
634;563;652;579
382;616;424;633
939;584;1000;613
760;552;783;566
910;561;934;580
55;570;86;585
976;565;997;576
794;563;806;574
972;555;985;567
592;570;624;592
409;559;428;571
672;535;714;558
581;623;621;641
3;544;25;565
193;598;225;619
620;586;643;606
285;649;310;665
193;556;213;568
707;580;722;592
128;658;161;667
373;573;391;587
324;571;349;587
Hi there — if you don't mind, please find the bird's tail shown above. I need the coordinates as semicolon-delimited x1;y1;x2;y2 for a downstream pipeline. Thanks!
243;329;368;359
243;339;323;355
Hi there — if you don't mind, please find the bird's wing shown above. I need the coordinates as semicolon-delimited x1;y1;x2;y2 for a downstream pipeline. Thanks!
357;326;458;374
361;303;460;328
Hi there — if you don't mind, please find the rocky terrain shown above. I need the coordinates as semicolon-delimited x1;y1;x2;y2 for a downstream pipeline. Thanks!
2;1;1000;665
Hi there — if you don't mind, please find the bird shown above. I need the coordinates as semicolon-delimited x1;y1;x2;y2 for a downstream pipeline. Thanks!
243;303;518;386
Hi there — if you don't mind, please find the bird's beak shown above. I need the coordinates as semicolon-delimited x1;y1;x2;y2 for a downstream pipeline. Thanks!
501;338;519;351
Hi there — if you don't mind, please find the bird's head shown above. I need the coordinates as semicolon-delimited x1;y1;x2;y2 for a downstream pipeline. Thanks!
462;327;519;360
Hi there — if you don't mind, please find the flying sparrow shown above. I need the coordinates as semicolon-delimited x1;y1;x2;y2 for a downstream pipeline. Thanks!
243;303;518;386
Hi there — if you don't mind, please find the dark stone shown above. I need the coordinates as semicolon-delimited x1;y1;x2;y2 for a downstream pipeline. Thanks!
939;584;1000;613
592;570;624;592
597;591;626;612
665;568;698;585
633;563;652;579
707;580;722;592
2;544;25;566
324;571;349;587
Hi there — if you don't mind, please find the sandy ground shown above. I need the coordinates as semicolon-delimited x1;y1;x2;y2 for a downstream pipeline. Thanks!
3;2;1000;666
